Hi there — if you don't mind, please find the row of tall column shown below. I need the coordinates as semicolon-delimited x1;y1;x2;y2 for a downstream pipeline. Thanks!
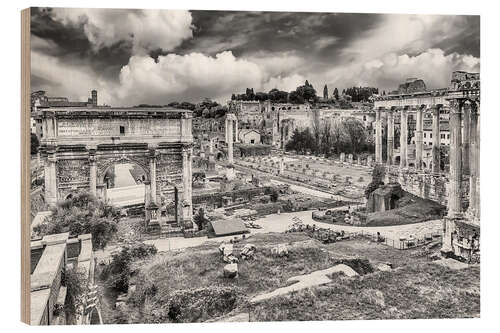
375;106;437;171
448;100;480;220
375;100;480;220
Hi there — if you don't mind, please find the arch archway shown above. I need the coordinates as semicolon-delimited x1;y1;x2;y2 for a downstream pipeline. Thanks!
39;107;194;230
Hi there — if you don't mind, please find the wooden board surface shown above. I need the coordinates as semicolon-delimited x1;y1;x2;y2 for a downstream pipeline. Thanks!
21;7;31;325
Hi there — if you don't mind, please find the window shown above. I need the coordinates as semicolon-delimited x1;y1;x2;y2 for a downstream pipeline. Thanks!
250;139;255;144
447;134;450;139
119;126;125;135
424;133;426;138
441;134;445;139
430;133;432;138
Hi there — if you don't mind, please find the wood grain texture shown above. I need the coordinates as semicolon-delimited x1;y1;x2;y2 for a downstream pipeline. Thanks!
21;7;31;325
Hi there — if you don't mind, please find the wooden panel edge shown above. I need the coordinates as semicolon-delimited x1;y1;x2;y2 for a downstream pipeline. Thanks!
21;7;31;325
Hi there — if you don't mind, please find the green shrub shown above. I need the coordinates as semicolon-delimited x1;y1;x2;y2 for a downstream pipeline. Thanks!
34;192;119;250
101;242;157;293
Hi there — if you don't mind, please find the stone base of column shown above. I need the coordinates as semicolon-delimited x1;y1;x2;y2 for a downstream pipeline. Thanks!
440;215;465;254
226;165;236;180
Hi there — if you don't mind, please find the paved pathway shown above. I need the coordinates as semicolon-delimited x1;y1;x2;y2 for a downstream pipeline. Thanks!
114;164;137;187
141;208;442;253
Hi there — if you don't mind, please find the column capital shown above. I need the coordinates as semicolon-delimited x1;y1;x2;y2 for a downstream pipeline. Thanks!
148;146;159;159
470;100;480;115
448;98;466;112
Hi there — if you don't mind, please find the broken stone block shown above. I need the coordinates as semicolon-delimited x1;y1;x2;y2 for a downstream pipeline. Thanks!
377;263;392;272
223;263;238;278
271;244;289;257
241;243;256;260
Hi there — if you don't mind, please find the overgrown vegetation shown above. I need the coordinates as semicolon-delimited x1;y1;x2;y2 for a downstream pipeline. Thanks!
248;262;479;321
64;267;90;324
100;242;157;293
98;232;481;324
33;192;119;250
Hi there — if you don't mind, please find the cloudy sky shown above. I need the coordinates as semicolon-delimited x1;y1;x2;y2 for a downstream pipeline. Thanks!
31;7;480;106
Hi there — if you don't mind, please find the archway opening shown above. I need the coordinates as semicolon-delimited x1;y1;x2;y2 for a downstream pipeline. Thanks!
100;161;149;216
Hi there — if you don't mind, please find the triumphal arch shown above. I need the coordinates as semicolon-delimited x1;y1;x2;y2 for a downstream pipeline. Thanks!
37;107;194;230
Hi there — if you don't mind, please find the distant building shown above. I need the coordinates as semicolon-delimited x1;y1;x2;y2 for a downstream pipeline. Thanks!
239;129;261;144
31;90;103;140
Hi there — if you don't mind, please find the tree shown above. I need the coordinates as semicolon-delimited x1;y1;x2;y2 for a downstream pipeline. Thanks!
288;90;304;104
268;88;288;103
342;118;367;154
31;133;39;155
323;84;329;99
34;192;119;250
333;87;339;100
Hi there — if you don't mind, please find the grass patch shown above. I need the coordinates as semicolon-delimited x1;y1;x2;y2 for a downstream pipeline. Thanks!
248;262;479;321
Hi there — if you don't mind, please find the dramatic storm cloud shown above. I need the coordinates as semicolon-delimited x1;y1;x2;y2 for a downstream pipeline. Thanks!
31;8;480;105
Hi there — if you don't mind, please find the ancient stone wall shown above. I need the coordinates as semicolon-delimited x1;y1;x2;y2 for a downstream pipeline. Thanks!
384;166;469;208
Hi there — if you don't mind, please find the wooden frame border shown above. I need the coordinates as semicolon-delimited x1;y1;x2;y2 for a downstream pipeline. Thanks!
21;7;31;325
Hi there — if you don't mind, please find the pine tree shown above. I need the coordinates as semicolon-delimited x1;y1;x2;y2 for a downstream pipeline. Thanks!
333;88;339;100
323;84;329;99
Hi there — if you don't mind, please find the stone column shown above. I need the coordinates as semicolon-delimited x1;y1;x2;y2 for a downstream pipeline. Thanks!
468;103;478;218
400;108;408;168
375;108;382;163
235;118;239;143
143;180;151;221
227;117;234;164
475;103;480;219
415;106;423;170
387;109;394;165
432;105;441;173
44;152;58;206
148;146;157;205
447;99;463;217
462;103;471;175
89;155;97;197
182;146;193;224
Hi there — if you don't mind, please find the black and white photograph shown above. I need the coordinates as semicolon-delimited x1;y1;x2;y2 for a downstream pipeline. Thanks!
22;5;482;326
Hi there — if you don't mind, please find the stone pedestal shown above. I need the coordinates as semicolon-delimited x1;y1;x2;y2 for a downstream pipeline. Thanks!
96;183;107;203
226;166;236;180
367;155;373;167
44;153;58;206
